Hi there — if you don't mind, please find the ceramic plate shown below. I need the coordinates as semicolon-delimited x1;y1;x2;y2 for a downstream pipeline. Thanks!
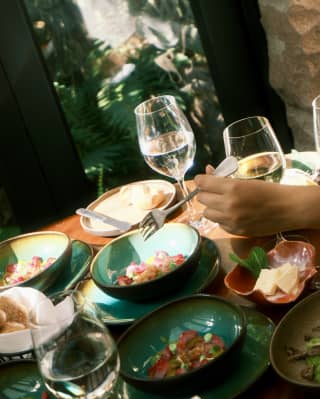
0;308;274;399
79;237;220;325
45;240;93;296
0;240;93;360
80;179;176;237
286;150;320;172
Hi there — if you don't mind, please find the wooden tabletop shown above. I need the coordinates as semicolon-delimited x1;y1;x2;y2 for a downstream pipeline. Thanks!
42;183;320;399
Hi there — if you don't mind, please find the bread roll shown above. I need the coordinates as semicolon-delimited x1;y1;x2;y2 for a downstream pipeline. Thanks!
0;309;6;328
1;321;27;333
120;184;165;210
0;296;28;326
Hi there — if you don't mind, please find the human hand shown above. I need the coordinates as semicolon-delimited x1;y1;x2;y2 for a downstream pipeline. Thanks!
194;168;315;236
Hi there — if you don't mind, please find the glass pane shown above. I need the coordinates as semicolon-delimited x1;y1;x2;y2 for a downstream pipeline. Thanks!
24;0;224;195
0;186;21;240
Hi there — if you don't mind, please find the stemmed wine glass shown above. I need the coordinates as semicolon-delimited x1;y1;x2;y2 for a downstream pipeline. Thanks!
313;94;320;153
135;95;199;222
30;290;119;399
135;95;195;202
223;116;286;183
223;116;286;241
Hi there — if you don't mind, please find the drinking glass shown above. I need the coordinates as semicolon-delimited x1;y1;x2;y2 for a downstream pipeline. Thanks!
135;95;217;233
135;95;196;205
313;94;320;152
223;116;286;182
224;116;286;242
30;290;119;399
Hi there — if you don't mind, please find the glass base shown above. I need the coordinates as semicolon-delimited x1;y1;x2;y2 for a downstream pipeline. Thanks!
176;213;218;236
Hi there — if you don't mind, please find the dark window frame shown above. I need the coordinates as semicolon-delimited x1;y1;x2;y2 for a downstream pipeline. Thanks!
0;0;94;231
0;0;293;231
190;0;294;152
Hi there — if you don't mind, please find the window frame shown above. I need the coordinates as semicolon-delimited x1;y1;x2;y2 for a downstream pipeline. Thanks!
0;0;94;230
190;0;293;152
0;0;293;230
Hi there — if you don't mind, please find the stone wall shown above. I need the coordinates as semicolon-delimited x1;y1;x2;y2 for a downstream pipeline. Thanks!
258;0;320;151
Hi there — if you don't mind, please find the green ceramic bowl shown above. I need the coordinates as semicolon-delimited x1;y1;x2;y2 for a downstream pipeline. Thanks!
270;290;320;392
91;223;201;302
0;231;72;293
117;294;246;394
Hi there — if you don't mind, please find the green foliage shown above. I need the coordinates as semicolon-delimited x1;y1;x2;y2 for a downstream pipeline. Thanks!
0;226;22;241
229;247;269;279
25;0;222;193
55;41;189;191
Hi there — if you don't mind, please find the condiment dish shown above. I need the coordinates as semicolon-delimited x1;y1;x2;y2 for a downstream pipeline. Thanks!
224;239;317;305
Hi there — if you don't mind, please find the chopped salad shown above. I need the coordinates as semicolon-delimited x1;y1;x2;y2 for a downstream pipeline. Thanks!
148;329;225;378
1;256;57;286
116;250;186;286
287;326;320;383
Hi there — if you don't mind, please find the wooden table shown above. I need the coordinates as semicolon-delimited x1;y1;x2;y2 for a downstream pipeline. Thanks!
42;187;320;399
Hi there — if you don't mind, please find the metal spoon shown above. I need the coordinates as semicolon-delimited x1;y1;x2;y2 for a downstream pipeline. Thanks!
211;156;238;177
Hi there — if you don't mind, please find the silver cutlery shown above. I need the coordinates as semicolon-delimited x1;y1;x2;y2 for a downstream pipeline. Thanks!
76;208;132;232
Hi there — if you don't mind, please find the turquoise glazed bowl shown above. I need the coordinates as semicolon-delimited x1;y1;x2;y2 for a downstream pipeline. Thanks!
90;223;201;301
117;294;246;394
0;231;72;293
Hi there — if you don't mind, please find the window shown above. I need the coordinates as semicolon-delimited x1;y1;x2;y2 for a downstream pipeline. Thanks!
0;0;292;236
23;0;225;194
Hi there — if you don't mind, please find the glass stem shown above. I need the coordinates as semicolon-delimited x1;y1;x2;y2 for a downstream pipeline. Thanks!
176;178;196;220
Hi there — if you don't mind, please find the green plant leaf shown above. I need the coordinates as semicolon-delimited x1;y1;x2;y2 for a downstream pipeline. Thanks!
229;246;269;278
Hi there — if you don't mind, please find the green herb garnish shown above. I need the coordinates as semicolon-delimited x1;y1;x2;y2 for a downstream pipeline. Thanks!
229;246;269;278
169;343;177;353
204;333;212;343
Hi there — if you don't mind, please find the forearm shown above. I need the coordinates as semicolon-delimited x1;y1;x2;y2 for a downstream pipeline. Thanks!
195;174;320;236
293;186;320;230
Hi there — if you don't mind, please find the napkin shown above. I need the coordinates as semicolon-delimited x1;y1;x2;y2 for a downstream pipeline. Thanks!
280;168;318;186
288;150;320;172
0;287;48;353
0;287;74;354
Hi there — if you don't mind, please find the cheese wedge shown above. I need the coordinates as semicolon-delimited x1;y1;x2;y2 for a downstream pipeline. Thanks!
254;268;280;296
276;263;299;294
254;263;300;296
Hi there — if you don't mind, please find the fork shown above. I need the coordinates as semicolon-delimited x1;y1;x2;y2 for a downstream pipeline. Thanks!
139;156;239;240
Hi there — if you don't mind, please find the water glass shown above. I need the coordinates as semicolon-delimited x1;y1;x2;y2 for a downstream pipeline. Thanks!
135;95;196;199
313;94;320;152
135;95;216;233
30;290;119;399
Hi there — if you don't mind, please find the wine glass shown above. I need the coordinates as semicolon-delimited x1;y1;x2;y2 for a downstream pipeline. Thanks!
135;95;196;206
313;94;320;153
135;95;217;232
223;116;286;241
223;116;286;182
30;290;119;399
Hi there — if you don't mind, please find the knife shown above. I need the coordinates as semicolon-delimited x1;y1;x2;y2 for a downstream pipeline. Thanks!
76;208;131;232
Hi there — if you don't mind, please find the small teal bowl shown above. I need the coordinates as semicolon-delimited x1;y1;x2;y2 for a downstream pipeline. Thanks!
117;294;246;394
90;223;201;301
0;231;72;293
